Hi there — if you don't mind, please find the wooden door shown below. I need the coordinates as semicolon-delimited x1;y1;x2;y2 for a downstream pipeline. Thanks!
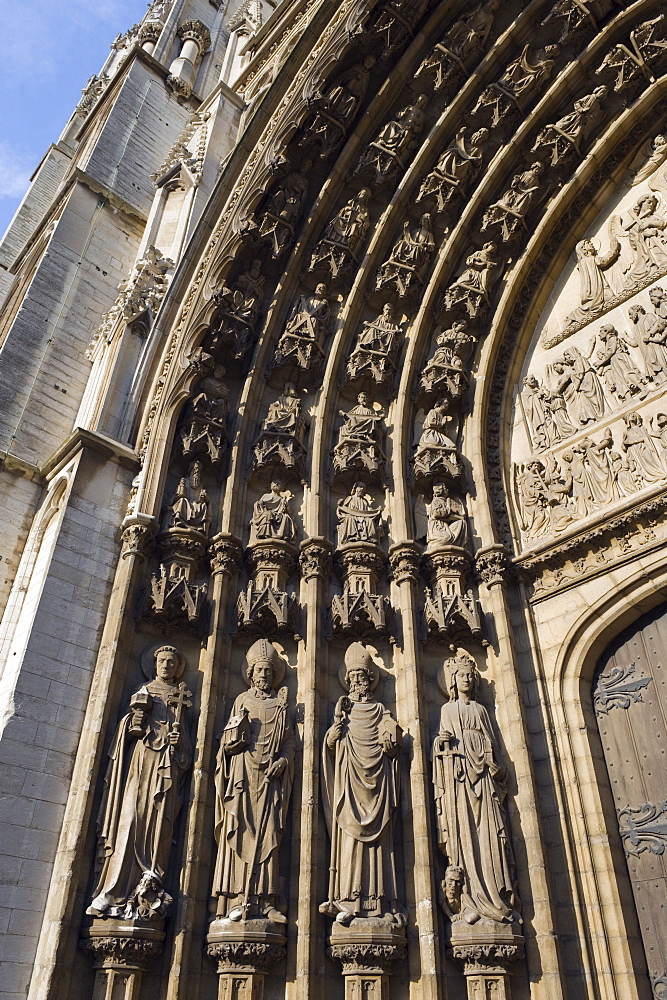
594;604;667;997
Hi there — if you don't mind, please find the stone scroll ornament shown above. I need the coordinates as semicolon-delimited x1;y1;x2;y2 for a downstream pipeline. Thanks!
432;653;523;999
210;640;295;923
87;645;192;921
320;644;406;996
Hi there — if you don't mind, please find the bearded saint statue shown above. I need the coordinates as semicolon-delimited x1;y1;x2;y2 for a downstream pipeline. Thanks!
211;640;295;923
319;643;405;926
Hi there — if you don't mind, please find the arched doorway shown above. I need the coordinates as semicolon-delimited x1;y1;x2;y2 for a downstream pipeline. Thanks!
594;604;667;999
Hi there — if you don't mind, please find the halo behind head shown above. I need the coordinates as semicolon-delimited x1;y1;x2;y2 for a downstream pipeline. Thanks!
243;639;285;688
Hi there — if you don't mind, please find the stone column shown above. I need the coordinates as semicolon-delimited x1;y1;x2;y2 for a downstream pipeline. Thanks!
294;537;333;1000
388;541;441;1000
449;933;525;1000
166;20;211;99
83;921;164;1000
138;20;162;54
328;921;407;1000
166;533;243;1000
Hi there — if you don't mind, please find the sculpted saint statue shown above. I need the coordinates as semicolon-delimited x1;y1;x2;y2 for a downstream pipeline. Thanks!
87;645;192;920
319;643;404;926
423;483;468;548
274;285;330;371
168;460;211;534
249;481;296;544
432;653;520;926
212;640;295;923
336;483;383;545
262;383;304;437
418;128;488;211
324;189;371;252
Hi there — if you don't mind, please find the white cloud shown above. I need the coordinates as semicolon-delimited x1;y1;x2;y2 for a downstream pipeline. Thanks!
0;142;35;200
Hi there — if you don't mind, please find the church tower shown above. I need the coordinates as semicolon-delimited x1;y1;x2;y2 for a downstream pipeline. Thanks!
1;0;667;998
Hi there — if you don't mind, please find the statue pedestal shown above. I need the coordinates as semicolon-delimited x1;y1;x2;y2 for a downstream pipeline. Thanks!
206;918;287;1000
328;917;407;1000
447;921;525;1000
82;919;165;1000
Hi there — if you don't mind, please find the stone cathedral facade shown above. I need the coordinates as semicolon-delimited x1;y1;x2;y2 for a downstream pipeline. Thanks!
3;0;667;997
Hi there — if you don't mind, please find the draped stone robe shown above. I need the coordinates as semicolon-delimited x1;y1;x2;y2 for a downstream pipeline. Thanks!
89;679;191;916
433;697;517;924
212;689;295;915
322;698;400;918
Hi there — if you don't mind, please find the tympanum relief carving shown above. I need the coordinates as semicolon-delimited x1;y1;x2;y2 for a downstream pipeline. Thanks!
510;133;667;551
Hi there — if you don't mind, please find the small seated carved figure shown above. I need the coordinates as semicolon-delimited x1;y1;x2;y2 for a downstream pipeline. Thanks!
375;215;436;298
332;392;386;481
211;259;265;359
273;284;330;372
418;128;488;213
309;189;371;278
346;303;401;385
336;483;384;546
354;95;428;187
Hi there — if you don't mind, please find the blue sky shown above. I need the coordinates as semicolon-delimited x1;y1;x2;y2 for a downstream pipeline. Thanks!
0;0;145;236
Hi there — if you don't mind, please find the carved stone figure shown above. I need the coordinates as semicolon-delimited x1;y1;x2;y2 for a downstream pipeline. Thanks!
592;324;644;401
413;402;462;482
319;643;404;925
541;0;613;44
621;411;665;484
309;189;371;278
254;160;311;256
627;304;667;384
211;640;295;922
332;393;386;481
375;214;436;298
346;304;401;385
420;322;474;400
253;383;307;478
418;128;488;213
249;481;296;545
273;284;330;372
354;95;428;187
305;56;376;156
632;133;667;186
87;646;192;920
432;653;520;925
416;1;498;91
521;375;558;451
596;15;667;94
532;87;607;166
443;242;499;318
515;457;575;538
560;346;605;425
481;162;544;242
422;483;468;548
211;260;265;358
167;461;210;534
180;363;229;468
544;366;577;439
565;238;620;327
337;484;383;545
472;44;559;126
